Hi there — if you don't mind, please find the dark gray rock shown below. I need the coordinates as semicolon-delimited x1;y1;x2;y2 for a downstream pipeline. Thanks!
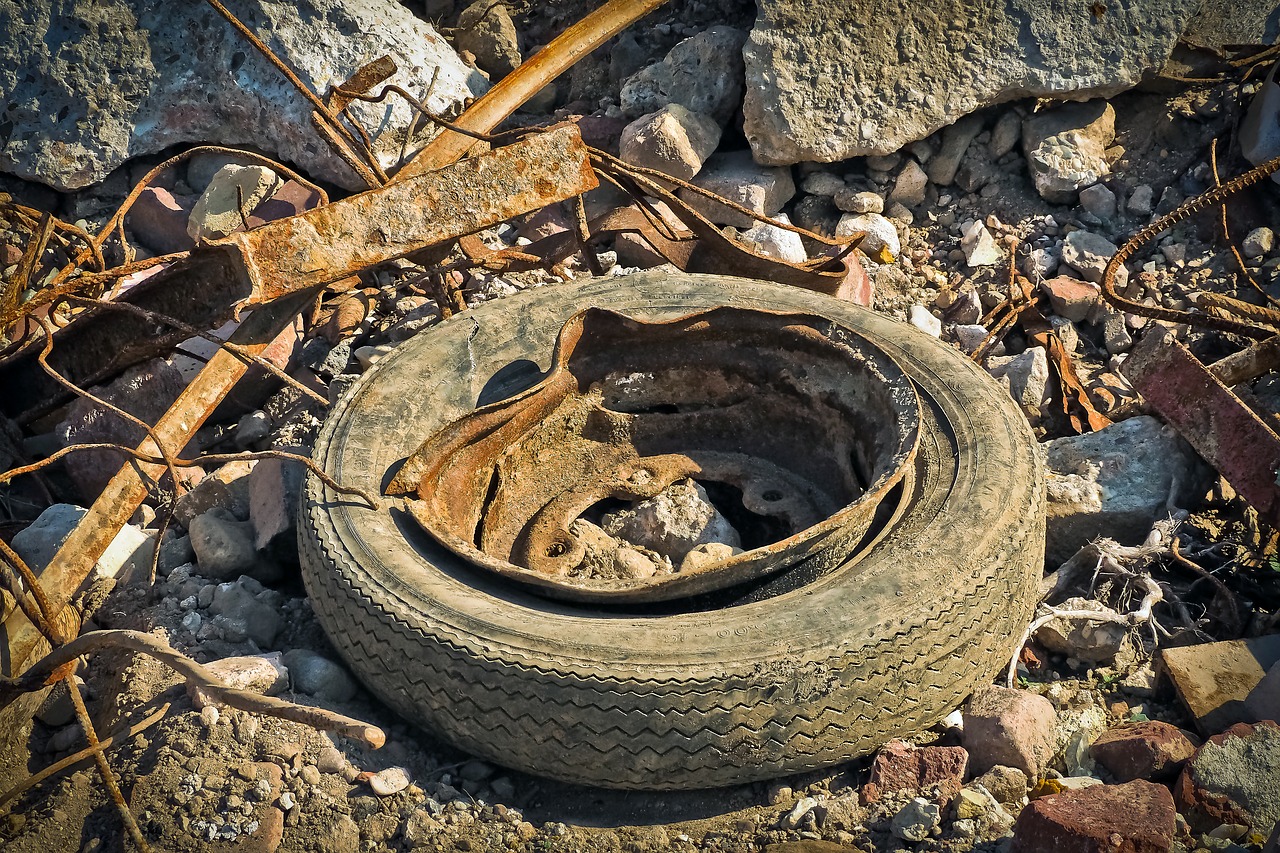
0;0;485;191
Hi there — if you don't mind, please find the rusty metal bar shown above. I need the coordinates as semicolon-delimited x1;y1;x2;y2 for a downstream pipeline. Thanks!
396;0;671;178
0;125;596;422
1123;325;1280;527
0;290;318;679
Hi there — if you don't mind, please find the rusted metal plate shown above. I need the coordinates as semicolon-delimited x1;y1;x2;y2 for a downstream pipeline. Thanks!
225;124;596;303
1123;324;1280;527
0;125;596;422
387;306;920;603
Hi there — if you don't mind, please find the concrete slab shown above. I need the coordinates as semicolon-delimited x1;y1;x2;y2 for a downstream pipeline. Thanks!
1161;635;1280;735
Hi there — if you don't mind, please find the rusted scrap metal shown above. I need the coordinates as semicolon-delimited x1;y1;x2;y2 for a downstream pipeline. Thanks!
1122;324;1280;527
388;306;919;603
0;125;596;422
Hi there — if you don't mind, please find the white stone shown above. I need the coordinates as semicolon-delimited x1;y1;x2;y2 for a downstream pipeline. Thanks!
953;323;990;354
1001;346;1050;410
369;767;411;797
738;214;807;264
621;26;746;126
1243;226;1275;259
834;188;885;214
961;220;1003;267
836;212;901;258
889;159;929;207
1062;229;1127;289
890;797;941;842
908;305;942;338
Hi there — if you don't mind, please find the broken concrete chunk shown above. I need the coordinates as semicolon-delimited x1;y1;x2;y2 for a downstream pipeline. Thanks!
1022;101;1116;204
1090;721;1198;782
737;214;807;264
1162;635;1280;735
620;26;747;126
741;1;1185;165
0;0;486;191
961;220;1002;267
189;509;264;582
1043;415;1207;567
189;653;289;708
1061;229;1126;289
187;165;283;241
1175;720;1280;836
836;212;900;259
619;104;722;182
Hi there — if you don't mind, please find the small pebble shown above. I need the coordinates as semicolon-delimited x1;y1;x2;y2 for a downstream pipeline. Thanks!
369;766;411;796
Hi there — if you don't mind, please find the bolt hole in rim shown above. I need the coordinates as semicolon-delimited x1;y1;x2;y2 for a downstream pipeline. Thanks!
385;307;922;604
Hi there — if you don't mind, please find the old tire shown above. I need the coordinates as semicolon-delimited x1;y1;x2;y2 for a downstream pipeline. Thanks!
299;272;1045;790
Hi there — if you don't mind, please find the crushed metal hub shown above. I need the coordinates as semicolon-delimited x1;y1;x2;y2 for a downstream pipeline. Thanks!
387;306;921;602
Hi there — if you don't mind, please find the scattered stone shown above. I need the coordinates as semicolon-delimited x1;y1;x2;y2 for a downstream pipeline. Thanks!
1043;415;1206;566
945;289;983;325
602;479;741;564
1175;721;1280;836
125;187;196;254
1034;597;1128;664
960;220;1002;267
1090;721;1199;782
738;214;807;264
1243;227;1275;259
800;171;845;197
57;358;187;500
1062;229;1126;288
679;150;795;228
1011;779;1176;853
833;188;885;214
989;110;1023;159
208;578;282;647
368;766;411;797
1023;101;1116;203
974;765;1030;806
190;654;289;708
954;784;1016;831
1040;276;1101;323
12;503;155;587
890;797;941;842
953;323;991;354
964;685;1058;778
889;160;929;207
1025;246;1060;279
1103;308;1134;355
1162;635;1280;734
1056;705;1110;777
926;115;985;187
248;455;305;559
621;26;747;126
189;509;262;581
455;0;522;80
281;649;359;703
908;305;942;338
36;677;86;728
187;164;282;241
234;411;272;449
1079;183;1118;221
1128;184;1156;217
174;460;255;525
996;346;1050;411
0;0;485;191
780;796;818;830
619;104;722;181
836;212;901;258
860;740;967;806
245;180;321;226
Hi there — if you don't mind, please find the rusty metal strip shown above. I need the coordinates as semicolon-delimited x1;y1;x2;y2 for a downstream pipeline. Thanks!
1122;324;1280;526
0;125;596;422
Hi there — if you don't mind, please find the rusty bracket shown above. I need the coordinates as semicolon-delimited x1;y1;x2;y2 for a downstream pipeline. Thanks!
0;125;597;422
1123;325;1280;527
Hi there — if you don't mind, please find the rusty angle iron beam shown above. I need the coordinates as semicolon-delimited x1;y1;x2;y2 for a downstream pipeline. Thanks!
0;125;597;422
1123;324;1280;527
